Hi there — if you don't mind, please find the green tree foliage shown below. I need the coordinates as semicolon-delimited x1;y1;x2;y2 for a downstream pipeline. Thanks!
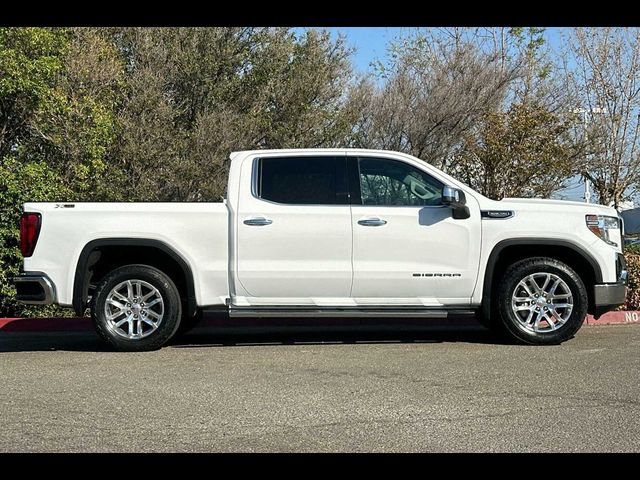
0;27;123;316
0;27;69;158
622;251;640;310
1;28;69;316
0;158;70;316
110;27;357;201
456;103;576;199
36;28;125;200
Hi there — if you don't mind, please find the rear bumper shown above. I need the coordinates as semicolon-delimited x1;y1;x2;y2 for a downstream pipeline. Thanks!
11;273;56;305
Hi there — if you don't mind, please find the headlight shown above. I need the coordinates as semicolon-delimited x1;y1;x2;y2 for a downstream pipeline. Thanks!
585;214;621;247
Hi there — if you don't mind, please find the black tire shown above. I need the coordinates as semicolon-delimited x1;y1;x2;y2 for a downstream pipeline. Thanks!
494;257;588;345
91;264;182;351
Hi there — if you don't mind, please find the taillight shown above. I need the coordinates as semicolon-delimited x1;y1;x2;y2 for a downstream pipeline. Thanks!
19;212;41;257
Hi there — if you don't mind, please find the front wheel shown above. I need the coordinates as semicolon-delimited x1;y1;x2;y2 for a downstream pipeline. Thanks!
91;264;182;351
495;257;588;345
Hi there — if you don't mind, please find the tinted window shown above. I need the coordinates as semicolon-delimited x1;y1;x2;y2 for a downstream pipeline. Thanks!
257;156;347;205
358;157;443;206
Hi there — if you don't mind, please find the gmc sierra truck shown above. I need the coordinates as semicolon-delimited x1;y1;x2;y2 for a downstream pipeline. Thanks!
13;149;628;351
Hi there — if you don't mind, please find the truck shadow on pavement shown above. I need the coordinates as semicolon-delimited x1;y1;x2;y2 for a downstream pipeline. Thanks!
175;325;501;349
0;322;507;353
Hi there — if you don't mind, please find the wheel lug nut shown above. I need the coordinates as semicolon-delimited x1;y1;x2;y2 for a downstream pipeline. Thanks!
127;310;131;315
134;314;138;318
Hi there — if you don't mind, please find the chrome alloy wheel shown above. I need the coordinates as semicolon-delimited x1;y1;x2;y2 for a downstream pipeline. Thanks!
511;272;573;333
104;279;164;339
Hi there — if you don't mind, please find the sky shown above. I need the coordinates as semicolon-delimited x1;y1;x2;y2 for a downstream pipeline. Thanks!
300;27;568;74
293;27;589;203
327;27;405;72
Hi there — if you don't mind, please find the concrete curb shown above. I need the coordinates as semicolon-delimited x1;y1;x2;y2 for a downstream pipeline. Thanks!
1;311;639;332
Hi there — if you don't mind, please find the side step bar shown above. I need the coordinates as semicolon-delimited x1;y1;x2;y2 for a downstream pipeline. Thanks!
229;306;477;318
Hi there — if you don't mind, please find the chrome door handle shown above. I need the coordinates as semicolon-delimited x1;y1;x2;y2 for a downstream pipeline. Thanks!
243;216;273;226
358;217;387;227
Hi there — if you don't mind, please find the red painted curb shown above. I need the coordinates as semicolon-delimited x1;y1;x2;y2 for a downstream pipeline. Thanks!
585;311;640;326
0;317;93;332
1;311;638;332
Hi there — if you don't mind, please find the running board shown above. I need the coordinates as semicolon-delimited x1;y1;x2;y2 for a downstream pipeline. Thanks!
228;307;476;318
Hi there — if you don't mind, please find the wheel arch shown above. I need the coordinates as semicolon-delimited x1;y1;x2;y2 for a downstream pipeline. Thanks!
73;238;197;317
481;238;603;319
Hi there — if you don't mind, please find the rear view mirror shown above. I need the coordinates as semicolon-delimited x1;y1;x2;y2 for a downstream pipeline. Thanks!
442;186;470;219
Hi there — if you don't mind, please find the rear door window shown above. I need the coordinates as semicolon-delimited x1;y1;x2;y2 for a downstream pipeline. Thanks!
256;156;348;205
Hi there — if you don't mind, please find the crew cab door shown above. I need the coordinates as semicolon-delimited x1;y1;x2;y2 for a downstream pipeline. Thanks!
234;154;353;305
349;155;481;305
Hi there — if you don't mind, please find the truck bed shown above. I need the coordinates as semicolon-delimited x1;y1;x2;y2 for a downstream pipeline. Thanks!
22;202;230;308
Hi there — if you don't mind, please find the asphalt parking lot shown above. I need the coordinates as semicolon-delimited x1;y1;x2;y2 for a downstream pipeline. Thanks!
1;324;639;452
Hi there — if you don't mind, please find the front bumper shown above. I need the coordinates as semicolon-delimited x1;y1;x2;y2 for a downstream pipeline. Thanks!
591;252;627;318
594;282;627;307
11;273;56;305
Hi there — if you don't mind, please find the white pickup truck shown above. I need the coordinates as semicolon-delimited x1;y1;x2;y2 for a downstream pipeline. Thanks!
13;149;628;351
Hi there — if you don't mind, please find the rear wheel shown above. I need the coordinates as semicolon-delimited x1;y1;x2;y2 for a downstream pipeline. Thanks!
494;257;588;345
91;264;182;351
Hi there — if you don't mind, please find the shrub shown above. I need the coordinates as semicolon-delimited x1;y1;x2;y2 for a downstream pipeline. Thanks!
625;243;640;255
622;251;640;311
0;158;72;317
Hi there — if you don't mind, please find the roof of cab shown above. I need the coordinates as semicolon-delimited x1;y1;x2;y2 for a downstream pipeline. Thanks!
229;148;405;162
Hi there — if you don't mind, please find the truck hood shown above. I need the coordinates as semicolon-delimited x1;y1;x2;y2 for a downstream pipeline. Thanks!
498;197;619;216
